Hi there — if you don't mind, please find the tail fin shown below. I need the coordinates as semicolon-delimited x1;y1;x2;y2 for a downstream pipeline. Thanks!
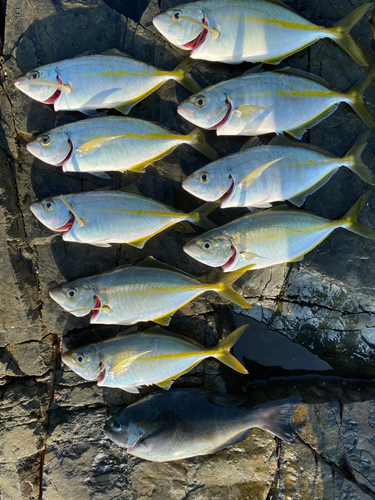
251;398;302;443
344;131;375;184
347;69;375;128
188;128;220;160
213;325;248;374
172;57;201;93
332;3;372;66
214;266;255;309
187;202;218;230
341;190;375;238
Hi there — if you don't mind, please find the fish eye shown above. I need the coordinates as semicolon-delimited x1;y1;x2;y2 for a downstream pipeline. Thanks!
43;199;54;211
200;172;210;183
67;288;77;299
172;10;182;22
30;71;40;80
203;241;212;250
41;135;51;146
113;420;123;431
194;96;206;108
77;355;84;363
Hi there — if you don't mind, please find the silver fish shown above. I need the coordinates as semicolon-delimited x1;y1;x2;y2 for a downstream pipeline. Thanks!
14;49;200;114
49;256;252;325
182;132;375;208
30;189;217;248
105;389;301;461
62;325;248;394
153;1;371;66
177;67;375;139
26;116;218;175
184;192;375;271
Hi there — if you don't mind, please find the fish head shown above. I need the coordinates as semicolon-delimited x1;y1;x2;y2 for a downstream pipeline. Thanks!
30;197;73;232
49;281;98;318
27;128;72;166
105;410;144;449
62;345;102;381
153;5;206;50
183;163;233;202
184;232;233;268
15;64;62;104
178;89;230;130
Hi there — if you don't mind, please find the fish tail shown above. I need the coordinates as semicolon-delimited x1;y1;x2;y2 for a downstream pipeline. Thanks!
343;131;375;184
331;3;372;66
214;266;254;309
187;202;218;230
347;69;375;129
187;127;220;160
341;190;375;238
213;325;249;374
171;57;201;93
250;398;302;443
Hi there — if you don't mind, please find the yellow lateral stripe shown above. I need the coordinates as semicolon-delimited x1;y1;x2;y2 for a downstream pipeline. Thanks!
91;208;186;217
75;70;172;78
79;133;185;142
248;91;339;98
223;16;322;31
135;350;214;361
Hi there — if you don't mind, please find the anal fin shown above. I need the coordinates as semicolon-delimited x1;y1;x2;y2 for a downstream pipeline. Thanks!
288;169;337;206
285;104;338;140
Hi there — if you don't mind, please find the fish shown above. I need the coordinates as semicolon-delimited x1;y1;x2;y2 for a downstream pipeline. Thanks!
177;67;375;139
14;49;201;114
183;191;375;271
49;256;252;325
26;115;218;175
182;132;375;208
30;189;218;248
153;0;372;66
105;388;302;461
62;324;248;394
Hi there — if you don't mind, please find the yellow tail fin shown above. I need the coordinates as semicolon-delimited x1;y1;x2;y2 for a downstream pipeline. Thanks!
172;57;201;93
214;325;249;374
344;131;375;185
214;265;255;309
187;201;218;230
341;190;375;238
332;3;372;66
188;127;220;161
347;69;375;129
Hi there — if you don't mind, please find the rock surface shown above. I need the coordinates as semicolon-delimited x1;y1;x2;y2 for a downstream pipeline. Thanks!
1;0;375;499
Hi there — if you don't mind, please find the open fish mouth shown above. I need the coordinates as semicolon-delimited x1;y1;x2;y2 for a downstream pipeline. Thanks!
43;76;64;104
55;213;75;232
183;18;209;50
208;97;232;131
91;294;101;322
97;359;106;384
220;176;235;206
56;139;74;167
222;245;237;271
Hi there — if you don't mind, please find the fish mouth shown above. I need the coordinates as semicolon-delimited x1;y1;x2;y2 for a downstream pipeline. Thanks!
220;176;235;207
55;213;75;232
56;139;74;167
183;18;209;50
91;294;101;322
97;359;106;385
208;96;232;131
43;76;63;104
222;246;237;272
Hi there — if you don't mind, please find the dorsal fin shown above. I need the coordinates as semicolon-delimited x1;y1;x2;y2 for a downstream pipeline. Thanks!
240;137;263;151
265;0;297;13
269;135;335;157
274;66;329;87
138;256;195;278
101;48;129;58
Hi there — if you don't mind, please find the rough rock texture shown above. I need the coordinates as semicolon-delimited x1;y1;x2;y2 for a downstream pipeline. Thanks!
1;0;375;499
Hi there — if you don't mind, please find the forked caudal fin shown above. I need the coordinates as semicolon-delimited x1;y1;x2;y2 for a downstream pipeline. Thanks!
343;131;375;184
213;325;249;374
213;266;255;309
250;398;302;443
341;190;375;239
187;201;218;230
347;69;375;129
188;128;219;161
330;3;372;66
172;57;201;94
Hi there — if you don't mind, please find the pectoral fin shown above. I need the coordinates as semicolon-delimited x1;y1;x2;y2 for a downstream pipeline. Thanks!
240;251;269;260
87;171;112;179
76;135;128;156
110;351;152;377
119;386;140;394
234;105;269;119
136;424;178;452
239;156;288;189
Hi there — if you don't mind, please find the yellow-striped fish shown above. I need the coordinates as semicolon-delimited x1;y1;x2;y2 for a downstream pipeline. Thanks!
62;325;248;393
153;1;372;66
14;49;200;114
